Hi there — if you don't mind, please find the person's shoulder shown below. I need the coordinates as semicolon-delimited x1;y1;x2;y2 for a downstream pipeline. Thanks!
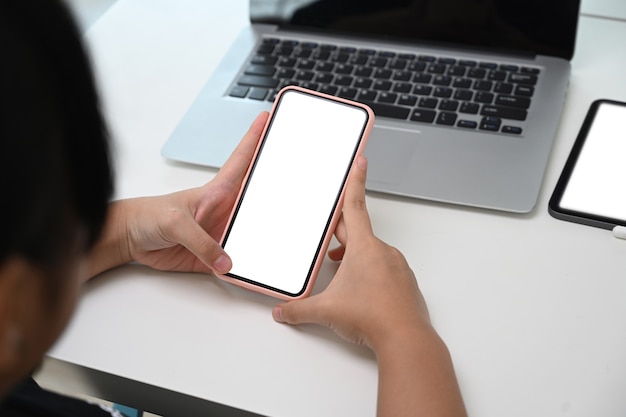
2;378;123;417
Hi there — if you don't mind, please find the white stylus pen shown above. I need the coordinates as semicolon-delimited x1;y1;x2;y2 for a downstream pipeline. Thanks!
613;225;626;240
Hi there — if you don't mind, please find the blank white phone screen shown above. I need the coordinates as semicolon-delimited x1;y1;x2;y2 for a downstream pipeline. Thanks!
560;102;626;219
222;90;369;296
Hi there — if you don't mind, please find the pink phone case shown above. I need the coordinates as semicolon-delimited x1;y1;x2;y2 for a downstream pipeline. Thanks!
217;86;375;299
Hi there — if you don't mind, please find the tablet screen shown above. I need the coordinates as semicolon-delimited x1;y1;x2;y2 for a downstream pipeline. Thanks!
549;100;626;228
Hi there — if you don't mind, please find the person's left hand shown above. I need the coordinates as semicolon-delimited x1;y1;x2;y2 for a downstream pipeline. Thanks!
87;112;269;279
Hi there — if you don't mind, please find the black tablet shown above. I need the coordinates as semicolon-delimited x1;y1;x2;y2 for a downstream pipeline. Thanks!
549;99;626;230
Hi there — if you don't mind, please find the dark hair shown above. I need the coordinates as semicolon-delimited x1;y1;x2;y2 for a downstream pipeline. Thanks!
0;1;113;272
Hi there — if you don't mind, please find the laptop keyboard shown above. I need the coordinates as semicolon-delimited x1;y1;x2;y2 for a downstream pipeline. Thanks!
229;37;541;135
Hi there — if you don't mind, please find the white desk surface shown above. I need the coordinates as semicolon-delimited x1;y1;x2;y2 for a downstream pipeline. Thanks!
581;0;626;20
49;1;626;416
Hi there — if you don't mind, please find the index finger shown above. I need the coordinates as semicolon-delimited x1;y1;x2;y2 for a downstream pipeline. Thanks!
216;111;269;187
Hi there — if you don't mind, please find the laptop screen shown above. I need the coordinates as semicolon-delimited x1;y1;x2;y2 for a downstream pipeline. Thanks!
250;0;579;60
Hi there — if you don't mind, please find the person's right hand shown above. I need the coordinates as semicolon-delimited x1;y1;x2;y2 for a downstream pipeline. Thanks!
272;155;431;351
272;155;467;417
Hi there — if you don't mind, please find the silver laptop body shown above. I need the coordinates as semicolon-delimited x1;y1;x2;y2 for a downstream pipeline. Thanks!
162;0;580;213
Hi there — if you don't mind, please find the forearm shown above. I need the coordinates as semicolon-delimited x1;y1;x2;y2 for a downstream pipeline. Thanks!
375;326;466;417
82;200;132;282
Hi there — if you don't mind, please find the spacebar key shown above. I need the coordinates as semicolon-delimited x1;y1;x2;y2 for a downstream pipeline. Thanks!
237;75;279;88
362;101;410;120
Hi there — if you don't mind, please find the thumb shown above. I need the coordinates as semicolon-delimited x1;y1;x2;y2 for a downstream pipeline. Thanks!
272;297;325;326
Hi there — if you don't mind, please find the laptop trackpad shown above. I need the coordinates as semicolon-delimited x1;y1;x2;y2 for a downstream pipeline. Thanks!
364;127;419;185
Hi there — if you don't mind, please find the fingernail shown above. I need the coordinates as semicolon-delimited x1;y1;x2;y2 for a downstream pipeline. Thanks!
213;254;232;274
272;306;285;323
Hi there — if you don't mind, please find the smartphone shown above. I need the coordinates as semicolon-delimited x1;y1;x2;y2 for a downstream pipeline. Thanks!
549;99;626;230
219;86;374;299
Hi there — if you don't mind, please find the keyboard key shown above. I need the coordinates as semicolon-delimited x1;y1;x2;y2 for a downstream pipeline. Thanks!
457;120;478;129
393;83;412;93
428;63;446;74
495;95;531;109
358;48;376;56
312;50;331;60
419;97;438;109
355;67;373;77
509;73;538;85
278;57;296;68
494;82;514;94
363;101;411;120
276;46;294;56
358;90;377;101
250;55;277;65
480;116;502;131
521;67;540;74
238;75;279;88
458;60;477;67
319;85;338;95
389;59;408;69
334;75;353;86
295;70;314;81
514;85;535;97
349;55;368;65
301;82;319;91
314;73;334;84
373;68;393;79
413;84;432;95
487;70;507;81
316;62;335;72
392;70;412;81
296;59;315;70
256;44;275;55
448;66;466;76
479;62;498;70
335;64;354;74
474;91;494;104
354;77;373;89
433;87;453;98
338;87;358;100
248;88;268;100
245;64;276;76
377;92;398;104
439;57;456;65
433;75;452;86
474;80;493;91
295;49;312;58
408;61;427;72
413;73;432;84
481;105;527;121
453;77;472;88
229;86;249;98
418;55;436;62
502;125;523;134
370;58;388;67
453;89;473;101
410;109;436;123
500;64;519;71
398;94;417;106
467;68;487;78
460;102;479;114
439;99;459;111
373;80;392;91
436;112;458;126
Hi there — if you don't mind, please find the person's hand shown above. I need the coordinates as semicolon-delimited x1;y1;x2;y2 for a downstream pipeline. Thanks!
272;156;467;417
272;155;431;351
85;112;269;279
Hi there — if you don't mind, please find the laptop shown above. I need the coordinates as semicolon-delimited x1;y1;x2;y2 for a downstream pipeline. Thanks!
162;0;580;213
